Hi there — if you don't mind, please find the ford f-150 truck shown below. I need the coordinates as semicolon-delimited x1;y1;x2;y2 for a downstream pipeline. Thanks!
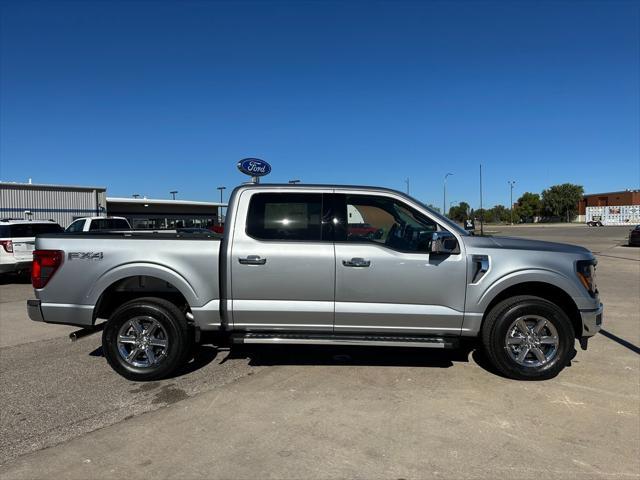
28;184;603;381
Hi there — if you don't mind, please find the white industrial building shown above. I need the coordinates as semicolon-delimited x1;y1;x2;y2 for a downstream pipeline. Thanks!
0;182;107;228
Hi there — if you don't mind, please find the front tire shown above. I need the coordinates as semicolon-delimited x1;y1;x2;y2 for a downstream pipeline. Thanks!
102;297;193;381
481;295;575;380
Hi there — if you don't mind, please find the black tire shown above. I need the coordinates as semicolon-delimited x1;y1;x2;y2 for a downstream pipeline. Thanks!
481;295;575;380
102;297;193;381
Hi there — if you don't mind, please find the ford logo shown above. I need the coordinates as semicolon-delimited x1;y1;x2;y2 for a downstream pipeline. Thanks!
237;158;271;177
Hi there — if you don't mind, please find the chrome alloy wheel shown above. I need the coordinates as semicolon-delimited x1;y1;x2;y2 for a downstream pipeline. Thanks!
117;316;169;368
505;315;559;367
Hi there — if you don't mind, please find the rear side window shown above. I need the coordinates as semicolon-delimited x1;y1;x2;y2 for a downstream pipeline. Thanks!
89;219;130;231
30;223;63;235
246;193;324;241
6;223;63;237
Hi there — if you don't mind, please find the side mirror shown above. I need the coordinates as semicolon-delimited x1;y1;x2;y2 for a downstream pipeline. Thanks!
429;231;460;255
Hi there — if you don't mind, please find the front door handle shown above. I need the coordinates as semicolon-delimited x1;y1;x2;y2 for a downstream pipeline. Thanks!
238;255;267;265
342;257;371;268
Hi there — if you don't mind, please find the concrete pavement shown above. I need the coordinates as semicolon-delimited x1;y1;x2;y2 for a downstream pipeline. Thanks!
1;225;638;479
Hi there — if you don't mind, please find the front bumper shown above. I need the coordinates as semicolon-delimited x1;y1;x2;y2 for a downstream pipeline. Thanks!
579;303;603;337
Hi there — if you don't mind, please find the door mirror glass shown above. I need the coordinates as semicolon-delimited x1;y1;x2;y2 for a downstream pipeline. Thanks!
429;231;459;255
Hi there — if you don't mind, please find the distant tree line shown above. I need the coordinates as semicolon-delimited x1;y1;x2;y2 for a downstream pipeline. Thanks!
446;183;584;223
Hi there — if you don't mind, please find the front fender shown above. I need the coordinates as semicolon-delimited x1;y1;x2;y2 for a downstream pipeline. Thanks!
475;268;583;312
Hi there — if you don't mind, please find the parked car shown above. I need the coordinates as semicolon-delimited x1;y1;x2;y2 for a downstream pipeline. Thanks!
629;225;640;246
65;216;131;232
177;228;218;236
28;184;603;381
0;219;63;274
347;223;383;240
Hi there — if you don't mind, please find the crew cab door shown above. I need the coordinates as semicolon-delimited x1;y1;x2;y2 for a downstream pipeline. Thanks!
230;190;335;331
332;192;467;335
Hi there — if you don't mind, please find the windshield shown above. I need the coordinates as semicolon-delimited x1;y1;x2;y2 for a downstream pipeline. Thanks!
417;201;470;236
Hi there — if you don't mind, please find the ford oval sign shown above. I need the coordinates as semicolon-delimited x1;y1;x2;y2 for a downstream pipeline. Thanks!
237;158;271;177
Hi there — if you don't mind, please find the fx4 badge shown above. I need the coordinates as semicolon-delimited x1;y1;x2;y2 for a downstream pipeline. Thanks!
68;252;103;261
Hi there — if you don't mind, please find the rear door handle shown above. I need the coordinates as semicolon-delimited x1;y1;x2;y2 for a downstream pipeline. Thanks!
342;257;371;267
238;255;267;265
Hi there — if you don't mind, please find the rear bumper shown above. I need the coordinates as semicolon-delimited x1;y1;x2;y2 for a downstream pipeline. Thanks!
27;299;94;327
580;303;603;337
0;261;30;274
27;299;44;322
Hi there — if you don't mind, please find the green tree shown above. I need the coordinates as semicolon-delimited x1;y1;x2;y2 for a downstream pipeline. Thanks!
515;192;541;222
541;183;584;222
491;205;510;223
425;203;441;214
448;202;471;221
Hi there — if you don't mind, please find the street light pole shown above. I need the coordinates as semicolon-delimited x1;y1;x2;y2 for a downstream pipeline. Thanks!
217;186;226;223
170;191;178;200
508;180;516;225
443;173;453;217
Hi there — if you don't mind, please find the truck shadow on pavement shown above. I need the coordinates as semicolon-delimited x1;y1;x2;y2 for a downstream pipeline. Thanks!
599;329;640;355
223;343;477;370
89;345;221;379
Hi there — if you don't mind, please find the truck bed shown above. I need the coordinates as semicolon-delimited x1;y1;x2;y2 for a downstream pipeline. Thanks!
31;232;223;330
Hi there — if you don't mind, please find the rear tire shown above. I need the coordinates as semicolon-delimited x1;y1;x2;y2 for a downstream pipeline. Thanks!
102;297;193;381
481;295;575;380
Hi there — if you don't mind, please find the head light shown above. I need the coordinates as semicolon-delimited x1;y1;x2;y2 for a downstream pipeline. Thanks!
576;259;598;298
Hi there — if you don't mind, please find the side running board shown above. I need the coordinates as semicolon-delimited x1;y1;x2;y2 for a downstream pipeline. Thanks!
232;333;458;349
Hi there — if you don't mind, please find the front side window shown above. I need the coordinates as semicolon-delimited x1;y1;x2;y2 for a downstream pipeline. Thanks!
336;194;438;252
246;193;325;241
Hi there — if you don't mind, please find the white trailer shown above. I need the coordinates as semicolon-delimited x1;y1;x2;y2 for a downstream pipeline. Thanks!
586;205;640;226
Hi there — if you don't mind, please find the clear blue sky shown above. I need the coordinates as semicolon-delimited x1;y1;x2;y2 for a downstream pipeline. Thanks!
1;0;638;210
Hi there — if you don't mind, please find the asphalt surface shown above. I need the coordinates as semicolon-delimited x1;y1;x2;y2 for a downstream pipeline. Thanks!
0;225;638;479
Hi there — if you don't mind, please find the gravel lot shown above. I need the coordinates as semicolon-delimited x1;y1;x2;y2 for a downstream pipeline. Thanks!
0;225;638;479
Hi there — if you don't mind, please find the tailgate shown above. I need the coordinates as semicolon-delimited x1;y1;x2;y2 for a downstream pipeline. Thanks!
11;237;35;262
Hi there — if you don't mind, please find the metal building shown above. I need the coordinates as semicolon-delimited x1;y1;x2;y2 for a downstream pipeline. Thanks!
0;182;107;228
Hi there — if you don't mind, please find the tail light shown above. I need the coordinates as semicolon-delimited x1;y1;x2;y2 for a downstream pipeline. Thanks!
32;250;63;289
1;240;13;253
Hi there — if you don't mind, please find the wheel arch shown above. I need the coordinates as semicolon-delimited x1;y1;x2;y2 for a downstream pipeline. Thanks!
481;281;582;338
92;266;197;322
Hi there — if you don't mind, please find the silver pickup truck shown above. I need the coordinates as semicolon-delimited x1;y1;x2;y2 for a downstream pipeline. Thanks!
28;184;603;381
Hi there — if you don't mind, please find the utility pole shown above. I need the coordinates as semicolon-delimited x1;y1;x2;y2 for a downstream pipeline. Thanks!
479;164;484;236
217;186;226;223
508;180;516;225
443;173;453;217
405;178;410;195
170;190;178;200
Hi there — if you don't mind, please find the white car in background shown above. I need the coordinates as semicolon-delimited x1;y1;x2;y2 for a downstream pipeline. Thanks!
65;216;131;233
0;219;63;274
